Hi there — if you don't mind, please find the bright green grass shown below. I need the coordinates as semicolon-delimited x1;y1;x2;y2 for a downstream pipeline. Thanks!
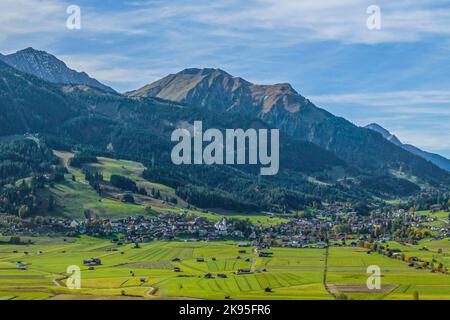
327;247;450;300
1;237;448;300
47;178;148;220
44;153;154;219
381;239;450;269
417;210;449;222
86;157;175;193
0;237;329;300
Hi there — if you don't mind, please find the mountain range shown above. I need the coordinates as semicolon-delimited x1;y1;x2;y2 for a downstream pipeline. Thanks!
128;68;449;180
0;48;449;213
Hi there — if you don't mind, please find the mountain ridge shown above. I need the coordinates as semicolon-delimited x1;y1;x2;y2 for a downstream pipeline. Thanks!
127;67;312;114
366;123;450;172
128;68;450;185
0;48;116;93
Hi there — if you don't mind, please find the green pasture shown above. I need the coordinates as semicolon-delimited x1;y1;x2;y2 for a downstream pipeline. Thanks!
327;247;450;300
0;237;449;300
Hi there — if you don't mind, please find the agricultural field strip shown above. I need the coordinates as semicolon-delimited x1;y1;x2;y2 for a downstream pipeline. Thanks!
1;238;449;300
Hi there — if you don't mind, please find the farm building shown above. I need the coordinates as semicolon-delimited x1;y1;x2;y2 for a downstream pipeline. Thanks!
83;258;102;266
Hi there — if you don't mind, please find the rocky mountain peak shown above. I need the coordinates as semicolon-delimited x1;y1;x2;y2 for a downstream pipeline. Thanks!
0;48;115;93
127;68;316;116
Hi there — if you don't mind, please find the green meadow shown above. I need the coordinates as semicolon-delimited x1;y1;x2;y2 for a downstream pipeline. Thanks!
0;237;449;300
327;246;450;300
416;210;449;229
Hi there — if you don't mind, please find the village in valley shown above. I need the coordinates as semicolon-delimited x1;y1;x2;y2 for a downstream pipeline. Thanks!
1;202;449;270
1;202;448;246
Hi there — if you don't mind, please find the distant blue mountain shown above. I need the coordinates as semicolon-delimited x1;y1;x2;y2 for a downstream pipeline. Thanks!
365;123;450;172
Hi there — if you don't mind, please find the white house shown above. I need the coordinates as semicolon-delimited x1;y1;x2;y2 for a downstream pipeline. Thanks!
214;219;228;235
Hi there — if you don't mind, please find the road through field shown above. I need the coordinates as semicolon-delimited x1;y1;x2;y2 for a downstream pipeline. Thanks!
250;249;257;272
322;247;335;299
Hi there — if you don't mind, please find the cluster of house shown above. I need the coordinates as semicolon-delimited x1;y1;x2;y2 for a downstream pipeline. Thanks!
74;208;364;245
0;205;447;247
74;213;247;243
0;217;78;236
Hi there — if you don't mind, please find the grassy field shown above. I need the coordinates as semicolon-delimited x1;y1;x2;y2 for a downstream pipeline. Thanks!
86;157;176;194
327;246;450;300
48;151;171;219
0;237;449;300
42;169;150;220
0;237;329;300
379;238;450;264
416;210;449;220
416;210;449;229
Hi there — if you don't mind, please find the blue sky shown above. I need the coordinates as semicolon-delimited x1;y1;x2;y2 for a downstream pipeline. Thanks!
1;0;450;157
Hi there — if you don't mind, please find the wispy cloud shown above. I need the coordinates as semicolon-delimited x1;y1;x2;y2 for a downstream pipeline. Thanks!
2;0;450;46
108;0;450;45
0;0;66;50
83;0;450;45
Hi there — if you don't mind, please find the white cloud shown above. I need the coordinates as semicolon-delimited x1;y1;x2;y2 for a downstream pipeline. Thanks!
2;0;450;48
114;0;450;45
0;0;66;45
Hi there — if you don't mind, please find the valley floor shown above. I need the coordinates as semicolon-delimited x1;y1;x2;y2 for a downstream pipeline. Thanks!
0;237;449;300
